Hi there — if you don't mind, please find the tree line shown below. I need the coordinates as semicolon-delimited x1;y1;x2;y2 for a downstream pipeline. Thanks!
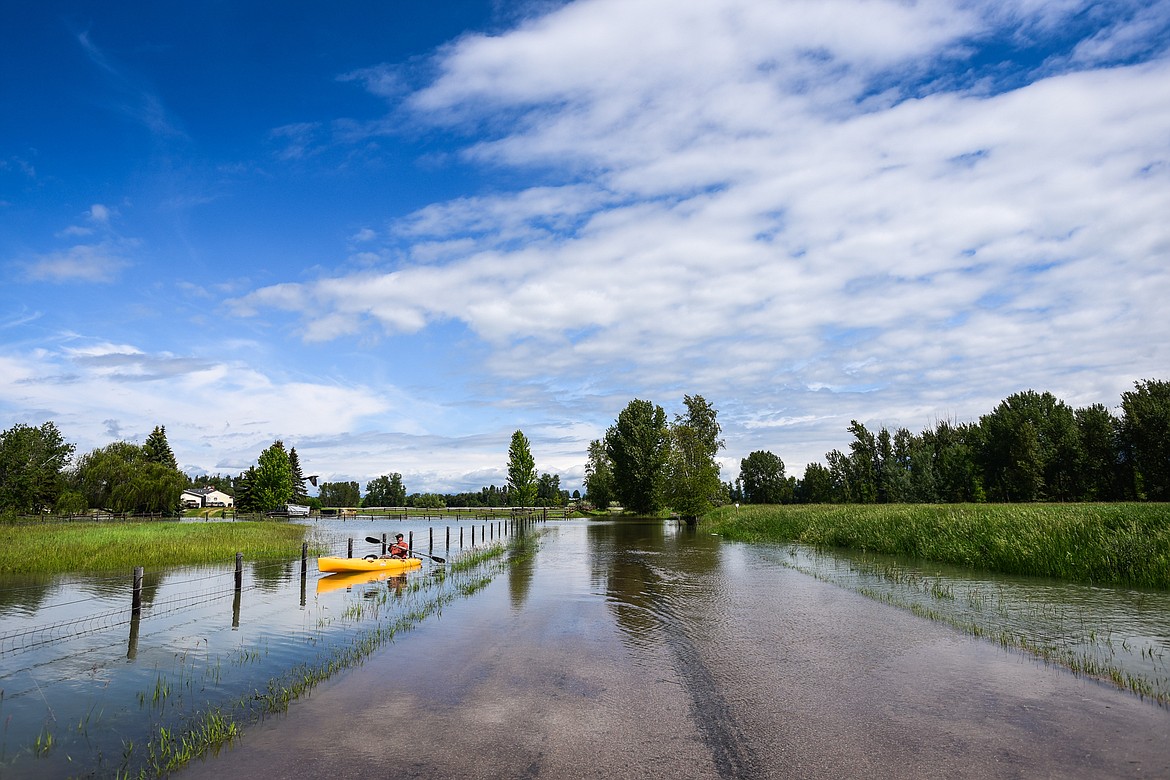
732;379;1170;505
0;422;572;516
0;424;187;515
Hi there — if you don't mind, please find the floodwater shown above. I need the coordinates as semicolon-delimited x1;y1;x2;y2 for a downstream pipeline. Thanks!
2;518;1169;779
181;520;1170;780
0;517;518;778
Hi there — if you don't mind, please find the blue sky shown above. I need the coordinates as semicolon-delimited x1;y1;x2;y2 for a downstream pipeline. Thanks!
3;0;1169;496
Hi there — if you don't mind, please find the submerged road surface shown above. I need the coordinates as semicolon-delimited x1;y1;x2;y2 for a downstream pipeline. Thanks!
182;521;1170;779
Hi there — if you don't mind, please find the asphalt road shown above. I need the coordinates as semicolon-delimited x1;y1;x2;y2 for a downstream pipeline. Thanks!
180;527;1170;779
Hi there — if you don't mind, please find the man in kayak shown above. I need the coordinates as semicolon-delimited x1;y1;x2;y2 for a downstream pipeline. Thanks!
384;533;409;559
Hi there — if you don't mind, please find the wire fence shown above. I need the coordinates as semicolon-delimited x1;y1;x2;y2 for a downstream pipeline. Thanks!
0;514;550;660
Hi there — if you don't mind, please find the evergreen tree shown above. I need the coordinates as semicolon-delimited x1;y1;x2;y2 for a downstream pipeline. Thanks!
288;447;308;502
143;425;178;470
234;467;257;512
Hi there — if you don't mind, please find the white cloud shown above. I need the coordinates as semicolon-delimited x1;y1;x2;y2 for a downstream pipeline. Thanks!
178;0;1170;480
23;242;133;283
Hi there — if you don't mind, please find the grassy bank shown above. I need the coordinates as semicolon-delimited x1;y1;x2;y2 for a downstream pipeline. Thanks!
704;503;1170;589
0;520;313;575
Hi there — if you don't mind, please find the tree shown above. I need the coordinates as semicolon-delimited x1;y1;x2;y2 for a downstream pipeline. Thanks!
536;472;562;506
1074;404;1124;500
797;462;834;503
234;467;257;512
665;396;725;520
288;447;309;503
72;440;186;513
318;480;361;507
366;473;407;506
583;439;615;509
252;440;294;512
929;420;984;503
143;425;178;470
0;422;74;514
980;391;1077;501
507;430;538;507
409;492;446;509
846;421;879;503
1121;379;1170;500
605;398;668;514
739;450;789;504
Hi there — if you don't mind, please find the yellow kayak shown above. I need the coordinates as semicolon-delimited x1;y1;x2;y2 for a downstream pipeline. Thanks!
317;556;423;574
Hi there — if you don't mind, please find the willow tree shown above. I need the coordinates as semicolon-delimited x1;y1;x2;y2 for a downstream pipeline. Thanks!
72;440;185;514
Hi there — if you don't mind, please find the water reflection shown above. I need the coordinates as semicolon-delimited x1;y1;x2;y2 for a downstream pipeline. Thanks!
508;543;535;610
587;520;723;650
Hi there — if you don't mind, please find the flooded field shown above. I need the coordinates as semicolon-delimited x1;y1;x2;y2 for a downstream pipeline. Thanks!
756;542;1170;703
0;517;523;778
2;518;1168;779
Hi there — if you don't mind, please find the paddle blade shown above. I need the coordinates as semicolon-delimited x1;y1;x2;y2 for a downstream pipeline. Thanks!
365;536;382;544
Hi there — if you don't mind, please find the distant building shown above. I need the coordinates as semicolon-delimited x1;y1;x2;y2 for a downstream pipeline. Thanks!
181;486;234;508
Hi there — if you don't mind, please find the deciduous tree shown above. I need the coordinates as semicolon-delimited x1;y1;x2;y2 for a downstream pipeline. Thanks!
605;398;668;515
663;395;724;520
1121;379;1170;500
739;450;789;504
507;430;538;507
72;440;185;514
0;421;74;514
366;473;407;506
252;440;294;512
584;439;615;509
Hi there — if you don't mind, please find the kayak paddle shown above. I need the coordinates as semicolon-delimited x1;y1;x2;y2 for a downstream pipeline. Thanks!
365;535;446;564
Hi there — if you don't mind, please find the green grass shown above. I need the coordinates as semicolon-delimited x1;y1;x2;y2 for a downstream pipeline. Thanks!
704;503;1170;589
0;521;314;574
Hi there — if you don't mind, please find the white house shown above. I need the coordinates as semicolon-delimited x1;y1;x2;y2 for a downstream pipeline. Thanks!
182;486;234;508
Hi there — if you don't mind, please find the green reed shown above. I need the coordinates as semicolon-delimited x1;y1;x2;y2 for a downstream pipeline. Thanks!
706;503;1170;588
0;521;316;574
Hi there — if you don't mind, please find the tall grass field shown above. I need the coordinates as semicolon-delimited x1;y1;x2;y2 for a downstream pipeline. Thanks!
0;521;313;574
705;503;1170;589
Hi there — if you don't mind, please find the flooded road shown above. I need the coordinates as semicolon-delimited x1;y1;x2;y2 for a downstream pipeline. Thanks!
182;520;1170;779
